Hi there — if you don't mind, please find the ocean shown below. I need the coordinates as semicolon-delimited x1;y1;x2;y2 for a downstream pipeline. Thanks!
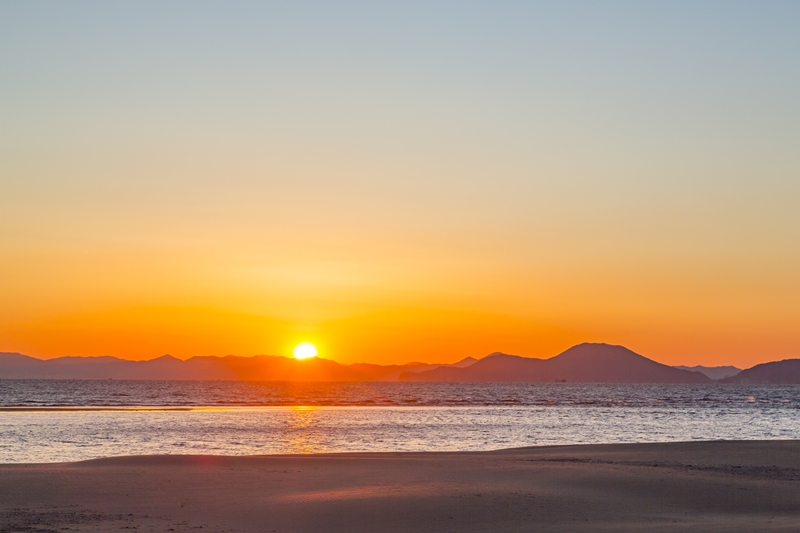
1;380;799;463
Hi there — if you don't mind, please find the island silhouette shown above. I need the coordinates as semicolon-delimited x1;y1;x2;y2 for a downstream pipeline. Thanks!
1;343;797;383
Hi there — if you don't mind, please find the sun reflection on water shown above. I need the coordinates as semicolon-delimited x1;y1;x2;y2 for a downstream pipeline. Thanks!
282;406;326;454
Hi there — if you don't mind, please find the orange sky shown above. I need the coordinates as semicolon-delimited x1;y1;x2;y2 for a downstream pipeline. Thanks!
2;3;799;369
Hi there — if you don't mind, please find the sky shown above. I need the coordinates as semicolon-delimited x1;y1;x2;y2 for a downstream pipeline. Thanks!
1;1;799;367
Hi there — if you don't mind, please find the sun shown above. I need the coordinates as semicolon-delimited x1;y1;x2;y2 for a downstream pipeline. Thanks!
293;342;318;360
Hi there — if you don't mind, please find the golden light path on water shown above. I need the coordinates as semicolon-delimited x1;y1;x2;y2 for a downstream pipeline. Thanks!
284;406;326;454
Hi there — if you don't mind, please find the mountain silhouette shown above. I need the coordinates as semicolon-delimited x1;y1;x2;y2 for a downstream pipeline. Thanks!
3;346;795;383
673;365;741;380
0;352;469;381
721;359;800;384
400;343;711;383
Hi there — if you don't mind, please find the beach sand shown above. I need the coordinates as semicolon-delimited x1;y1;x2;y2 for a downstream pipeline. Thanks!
1;441;798;532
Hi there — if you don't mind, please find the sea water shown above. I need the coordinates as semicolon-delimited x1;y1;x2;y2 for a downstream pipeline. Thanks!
1;380;799;463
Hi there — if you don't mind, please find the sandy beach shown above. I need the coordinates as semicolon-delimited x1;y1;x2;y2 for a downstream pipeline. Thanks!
1;441;798;533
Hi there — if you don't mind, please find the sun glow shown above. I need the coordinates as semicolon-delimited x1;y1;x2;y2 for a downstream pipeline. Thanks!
293;342;318;360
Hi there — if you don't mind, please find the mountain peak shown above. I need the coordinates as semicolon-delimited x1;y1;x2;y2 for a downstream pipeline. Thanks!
554;343;643;360
403;343;710;383
148;354;182;362
484;352;517;359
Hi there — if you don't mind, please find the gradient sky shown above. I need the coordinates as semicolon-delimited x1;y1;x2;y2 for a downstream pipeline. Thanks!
2;1;799;367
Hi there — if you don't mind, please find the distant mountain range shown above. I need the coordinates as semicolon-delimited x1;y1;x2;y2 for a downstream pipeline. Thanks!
1;343;797;384
0;352;476;381
673;365;741;380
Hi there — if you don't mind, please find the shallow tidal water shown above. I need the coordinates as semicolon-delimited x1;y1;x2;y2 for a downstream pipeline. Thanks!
1;380;799;463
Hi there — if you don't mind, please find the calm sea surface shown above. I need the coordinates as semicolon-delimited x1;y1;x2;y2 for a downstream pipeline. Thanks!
1;380;799;463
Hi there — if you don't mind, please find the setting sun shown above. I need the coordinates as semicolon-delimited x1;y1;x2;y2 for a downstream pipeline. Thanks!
293;342;318;360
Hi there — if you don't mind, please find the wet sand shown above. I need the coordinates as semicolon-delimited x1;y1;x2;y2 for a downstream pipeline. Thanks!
1;441;798;532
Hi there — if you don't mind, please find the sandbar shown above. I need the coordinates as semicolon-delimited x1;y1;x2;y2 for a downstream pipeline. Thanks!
1;441;798;532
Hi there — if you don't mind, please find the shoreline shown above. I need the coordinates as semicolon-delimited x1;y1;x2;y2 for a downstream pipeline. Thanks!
2;441;798;532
